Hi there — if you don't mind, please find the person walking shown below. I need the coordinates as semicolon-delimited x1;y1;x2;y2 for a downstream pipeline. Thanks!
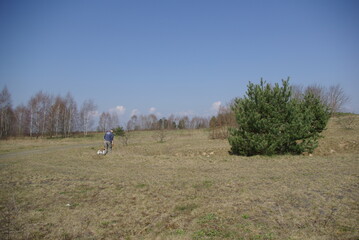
103;129;114;154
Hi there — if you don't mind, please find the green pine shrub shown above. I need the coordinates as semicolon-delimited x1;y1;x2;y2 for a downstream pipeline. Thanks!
228;78;330;156
113;126;125;137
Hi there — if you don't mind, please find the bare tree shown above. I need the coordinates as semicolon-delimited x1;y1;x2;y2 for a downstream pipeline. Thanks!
127;115;138;131
49;96;66;137
178;116;189;129
110;112;120;129
167;114;177;129
13;104;28;136
139;115;154;130
302;84;349;115
291;84;304;100
190;116;209;129
305;84;328;106
209;103;236;139
134;115;157;130
39;93;52;137
0;87;14;138
98;111;120;131
327;84;350;115
27;91;53;137
63;93;77;137
28;93;41;137
148;114;158;130
98;112;111;132
79;99;97;135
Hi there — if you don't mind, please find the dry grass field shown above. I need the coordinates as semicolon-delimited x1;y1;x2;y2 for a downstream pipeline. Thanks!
1;116;358;240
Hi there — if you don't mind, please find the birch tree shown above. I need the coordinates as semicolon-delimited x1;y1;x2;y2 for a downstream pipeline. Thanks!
28;93;41;137
127;115;138;131
63;93;77;137
0;87;14;138
14;104;28;136
27;91;52;137
79;99;97;135
49;96;65;137
110;112;119;129
98;112;111;132
39;93;52;137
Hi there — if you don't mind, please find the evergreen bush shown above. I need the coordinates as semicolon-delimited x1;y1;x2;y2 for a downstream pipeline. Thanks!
113;126;125;137
228;78;330;156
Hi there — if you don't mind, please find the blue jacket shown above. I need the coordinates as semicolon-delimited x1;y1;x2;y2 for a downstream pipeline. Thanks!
104;131;114;142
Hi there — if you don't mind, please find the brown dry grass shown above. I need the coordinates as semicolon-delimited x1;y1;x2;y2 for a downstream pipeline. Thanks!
0;116;358;240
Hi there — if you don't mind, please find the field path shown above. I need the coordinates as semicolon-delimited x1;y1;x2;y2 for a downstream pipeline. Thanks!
0;142;95;159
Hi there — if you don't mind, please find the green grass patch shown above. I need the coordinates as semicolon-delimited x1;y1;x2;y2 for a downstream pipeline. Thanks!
175;203;198;213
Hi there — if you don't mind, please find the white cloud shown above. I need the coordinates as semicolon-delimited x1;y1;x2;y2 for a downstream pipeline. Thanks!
131;109;140;117
110;105;126;115
148;107;162;117
211;101;222;112
149;107;156;113
116;105;126;115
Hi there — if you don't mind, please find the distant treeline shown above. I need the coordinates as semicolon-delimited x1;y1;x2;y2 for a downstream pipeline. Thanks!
126;114;210;131
0;87;210;139
0;82;349;139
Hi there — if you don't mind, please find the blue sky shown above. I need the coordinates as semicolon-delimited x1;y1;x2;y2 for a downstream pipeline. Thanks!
1;0;358;124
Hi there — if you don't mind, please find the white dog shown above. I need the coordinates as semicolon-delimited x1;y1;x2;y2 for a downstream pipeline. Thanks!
97;148;107;155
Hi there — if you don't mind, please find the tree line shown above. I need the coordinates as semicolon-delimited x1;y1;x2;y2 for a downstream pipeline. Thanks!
0;87;210;139
0;88;97;138
126;114;209;131
0;82;349;139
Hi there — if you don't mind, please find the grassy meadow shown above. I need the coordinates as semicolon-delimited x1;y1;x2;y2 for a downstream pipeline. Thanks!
0;115;358;240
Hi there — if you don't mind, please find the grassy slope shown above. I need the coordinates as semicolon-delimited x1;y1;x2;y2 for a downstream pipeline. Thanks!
0;116;358;240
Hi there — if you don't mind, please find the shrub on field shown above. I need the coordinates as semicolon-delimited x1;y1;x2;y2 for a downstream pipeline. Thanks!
113;126;125;136
112;126;132;145
228;78;330;156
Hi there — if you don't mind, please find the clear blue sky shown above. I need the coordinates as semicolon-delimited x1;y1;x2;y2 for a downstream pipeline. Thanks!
1;0;358;124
